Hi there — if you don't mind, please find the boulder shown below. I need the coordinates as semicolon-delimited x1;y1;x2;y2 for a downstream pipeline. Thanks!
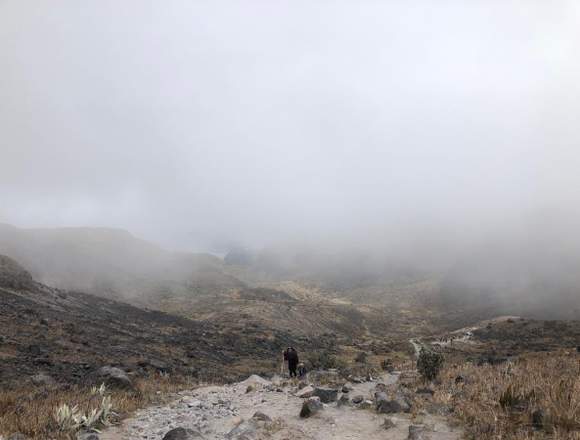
96;366;133;390
313;387;338;403
341;383;354;393
77;432;100;440
375;392;411;414
226;420;256;440
252;411;272;422
408;424;429;440
296;385;315;398
300;396;323;418
30;372;54;386
351;395;364;404
337;394;351;407
163;428;204;440
382;418;396;430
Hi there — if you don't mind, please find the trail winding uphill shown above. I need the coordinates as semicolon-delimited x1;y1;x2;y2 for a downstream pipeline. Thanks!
101;372;461;440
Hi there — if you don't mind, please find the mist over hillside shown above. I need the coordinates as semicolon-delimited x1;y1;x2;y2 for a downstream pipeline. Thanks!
2;219;578;319
0;223;241;301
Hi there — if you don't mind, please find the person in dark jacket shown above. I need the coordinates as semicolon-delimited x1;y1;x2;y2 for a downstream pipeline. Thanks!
286;347;299;377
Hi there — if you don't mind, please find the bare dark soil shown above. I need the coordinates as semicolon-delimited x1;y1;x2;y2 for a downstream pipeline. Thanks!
0;257;336;391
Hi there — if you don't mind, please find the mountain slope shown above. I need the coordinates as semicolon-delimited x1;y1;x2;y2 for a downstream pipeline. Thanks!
0;223;242;301
0;255;297;390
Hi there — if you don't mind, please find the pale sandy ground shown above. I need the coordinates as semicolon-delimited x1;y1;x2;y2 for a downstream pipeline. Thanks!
101;373;461;440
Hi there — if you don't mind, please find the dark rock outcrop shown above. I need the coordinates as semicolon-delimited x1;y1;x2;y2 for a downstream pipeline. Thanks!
313;387;338;403
163;427;204;440
300;396;323;418
375;392;411;414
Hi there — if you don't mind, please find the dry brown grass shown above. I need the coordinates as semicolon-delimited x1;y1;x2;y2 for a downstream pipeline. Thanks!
0;374;197;439
430;350;580;439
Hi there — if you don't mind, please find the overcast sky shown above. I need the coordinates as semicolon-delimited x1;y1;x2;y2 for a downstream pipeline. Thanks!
1;1;580;252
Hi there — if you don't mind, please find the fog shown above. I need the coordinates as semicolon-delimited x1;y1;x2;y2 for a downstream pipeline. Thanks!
1;1;580;260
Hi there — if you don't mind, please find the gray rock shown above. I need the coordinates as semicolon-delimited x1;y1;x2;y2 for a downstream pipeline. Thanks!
163;427;204;440
226;420;256;439
77;432;100;440
337;394;351;407
382;418;396;430
251;411;272;422
341;383;354;393
313;387;338;403
300;396;323;418
96;366;133;390
7;434;29;440
30;372;54;386
408;424;429;440
296;385;315;398
351;394;364;404
375;392;411;414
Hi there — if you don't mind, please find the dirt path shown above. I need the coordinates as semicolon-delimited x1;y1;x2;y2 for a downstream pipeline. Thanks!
101;373;461;440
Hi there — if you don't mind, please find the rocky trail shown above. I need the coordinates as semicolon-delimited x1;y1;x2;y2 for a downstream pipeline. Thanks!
101;371;461;440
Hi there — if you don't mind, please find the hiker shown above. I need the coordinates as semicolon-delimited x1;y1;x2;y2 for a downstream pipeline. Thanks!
297;361;307;377
285;347;299;378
